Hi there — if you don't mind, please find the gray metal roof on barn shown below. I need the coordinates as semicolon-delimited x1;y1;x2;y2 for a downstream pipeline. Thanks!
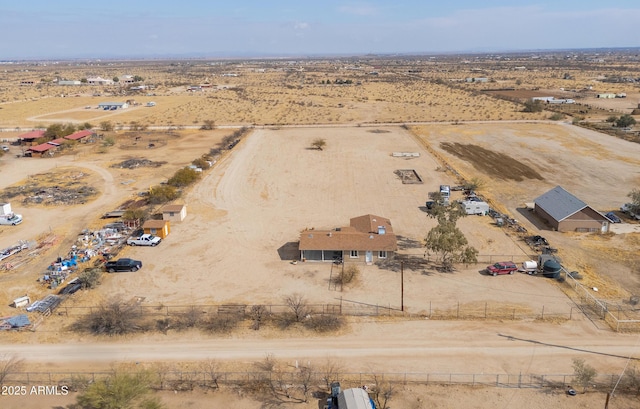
6;314;30;328
534;186;587;222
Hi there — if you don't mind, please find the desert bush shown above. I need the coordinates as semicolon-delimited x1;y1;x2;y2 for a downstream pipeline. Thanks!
311;138;327;150
79;267;102;289
572;358;597;393
615;114;636;128
332;264;359;286
148;185;178;204
606;115;618;123
523;99;543;113
100;121;114;131
203;313;241;334
192;157;210;169
303;314;344;333
549;113;565;121
102;136;115;147
167;167;200;187
74;299;148;336
200;119;216;130
76;370;164;409
174;306;204;330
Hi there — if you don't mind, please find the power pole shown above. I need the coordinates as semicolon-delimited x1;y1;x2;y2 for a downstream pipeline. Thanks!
401;260;404;312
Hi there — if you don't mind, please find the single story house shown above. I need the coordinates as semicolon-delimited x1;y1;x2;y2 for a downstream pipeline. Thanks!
142;220;170;239
98;102;129;110
161;204;187;223
64;129;95;141
298;214;398;264
533;186;610;233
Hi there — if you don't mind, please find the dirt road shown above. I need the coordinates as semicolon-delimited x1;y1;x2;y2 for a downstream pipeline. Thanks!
3;320;638;375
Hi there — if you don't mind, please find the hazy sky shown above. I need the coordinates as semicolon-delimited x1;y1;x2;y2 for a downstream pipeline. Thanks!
1;1;638;59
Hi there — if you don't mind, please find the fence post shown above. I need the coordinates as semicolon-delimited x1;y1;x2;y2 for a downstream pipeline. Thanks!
457;301;460;319
484;302;487;319
541;305;544;320
541;374;544;387
570;307;572;320
496;374;499;386
512;308;516;320
429;301;432;318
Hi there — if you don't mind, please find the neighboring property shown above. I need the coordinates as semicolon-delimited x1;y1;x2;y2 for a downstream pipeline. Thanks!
64;129;95;141
18;130;45;145
57;80;81;86
87;76;114;86
142;219;170;239
161;204;187;223
298;214;397;263
533;186;610;233
98;102;129;110
27;142;57;156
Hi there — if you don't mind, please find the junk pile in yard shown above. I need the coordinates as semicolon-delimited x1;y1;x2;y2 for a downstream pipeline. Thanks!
36;223;131;292
0;240;30;263
0;314;31;330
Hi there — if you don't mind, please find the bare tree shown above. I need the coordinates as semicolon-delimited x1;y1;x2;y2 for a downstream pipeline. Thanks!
370;373;395;409
284;293;311;322
319;359;344;390
0;355;24;386
249;304;270;330
199;359;221;390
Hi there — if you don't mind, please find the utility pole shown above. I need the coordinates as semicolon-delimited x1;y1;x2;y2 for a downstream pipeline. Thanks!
401;260;404;312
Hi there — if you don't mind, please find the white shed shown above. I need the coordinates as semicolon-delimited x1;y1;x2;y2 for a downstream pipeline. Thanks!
161;204;187;223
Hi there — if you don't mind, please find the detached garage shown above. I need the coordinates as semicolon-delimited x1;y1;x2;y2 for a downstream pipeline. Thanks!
534;186;610;233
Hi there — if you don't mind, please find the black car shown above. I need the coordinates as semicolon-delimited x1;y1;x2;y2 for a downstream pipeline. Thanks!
104;258;142;273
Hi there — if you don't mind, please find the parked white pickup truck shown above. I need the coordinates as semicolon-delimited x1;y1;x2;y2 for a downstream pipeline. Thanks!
0;213;22;226
126;234;161;246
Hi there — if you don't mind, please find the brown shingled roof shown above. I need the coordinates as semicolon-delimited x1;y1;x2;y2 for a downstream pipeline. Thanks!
299;214;397;251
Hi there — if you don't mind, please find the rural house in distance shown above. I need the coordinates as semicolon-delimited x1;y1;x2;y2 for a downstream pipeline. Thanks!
298;214;397;264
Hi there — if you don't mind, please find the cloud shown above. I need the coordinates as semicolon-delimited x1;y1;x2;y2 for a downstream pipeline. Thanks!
338;3;379;16
294;22;309;30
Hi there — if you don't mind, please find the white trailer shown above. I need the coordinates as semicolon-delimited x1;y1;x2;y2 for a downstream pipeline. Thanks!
460;200;489;215
337;388;374;409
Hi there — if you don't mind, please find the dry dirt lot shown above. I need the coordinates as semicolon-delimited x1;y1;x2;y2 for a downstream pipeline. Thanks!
70;126;572;319
412;122;640;299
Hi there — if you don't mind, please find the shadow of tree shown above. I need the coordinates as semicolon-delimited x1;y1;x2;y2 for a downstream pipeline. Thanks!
396;235;423;250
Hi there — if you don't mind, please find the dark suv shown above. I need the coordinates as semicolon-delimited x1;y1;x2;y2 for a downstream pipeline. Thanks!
105;258;142;273
486;261;518;276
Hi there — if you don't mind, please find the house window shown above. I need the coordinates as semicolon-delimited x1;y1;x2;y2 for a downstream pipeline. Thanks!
378;251;387;259
350;250;359;258
169;212;175;216
150;228;157;234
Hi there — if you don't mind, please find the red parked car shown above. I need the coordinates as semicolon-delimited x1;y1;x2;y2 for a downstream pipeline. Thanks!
487;261;518;276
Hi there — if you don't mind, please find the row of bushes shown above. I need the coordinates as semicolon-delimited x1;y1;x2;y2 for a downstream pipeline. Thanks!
72;295;345;336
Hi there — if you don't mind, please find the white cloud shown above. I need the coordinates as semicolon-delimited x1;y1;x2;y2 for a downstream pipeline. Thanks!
294;22;309;30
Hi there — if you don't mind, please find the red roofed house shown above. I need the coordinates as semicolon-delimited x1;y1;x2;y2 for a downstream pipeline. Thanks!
64;129;95;141
298;214;397;264
18;130;45;145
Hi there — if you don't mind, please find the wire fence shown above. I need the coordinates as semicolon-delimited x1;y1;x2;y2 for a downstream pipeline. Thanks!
560;267;640;332
2;370;623;391
50;298;575;323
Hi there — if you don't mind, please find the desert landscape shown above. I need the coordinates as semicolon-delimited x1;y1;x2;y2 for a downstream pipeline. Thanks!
1;50;640;409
